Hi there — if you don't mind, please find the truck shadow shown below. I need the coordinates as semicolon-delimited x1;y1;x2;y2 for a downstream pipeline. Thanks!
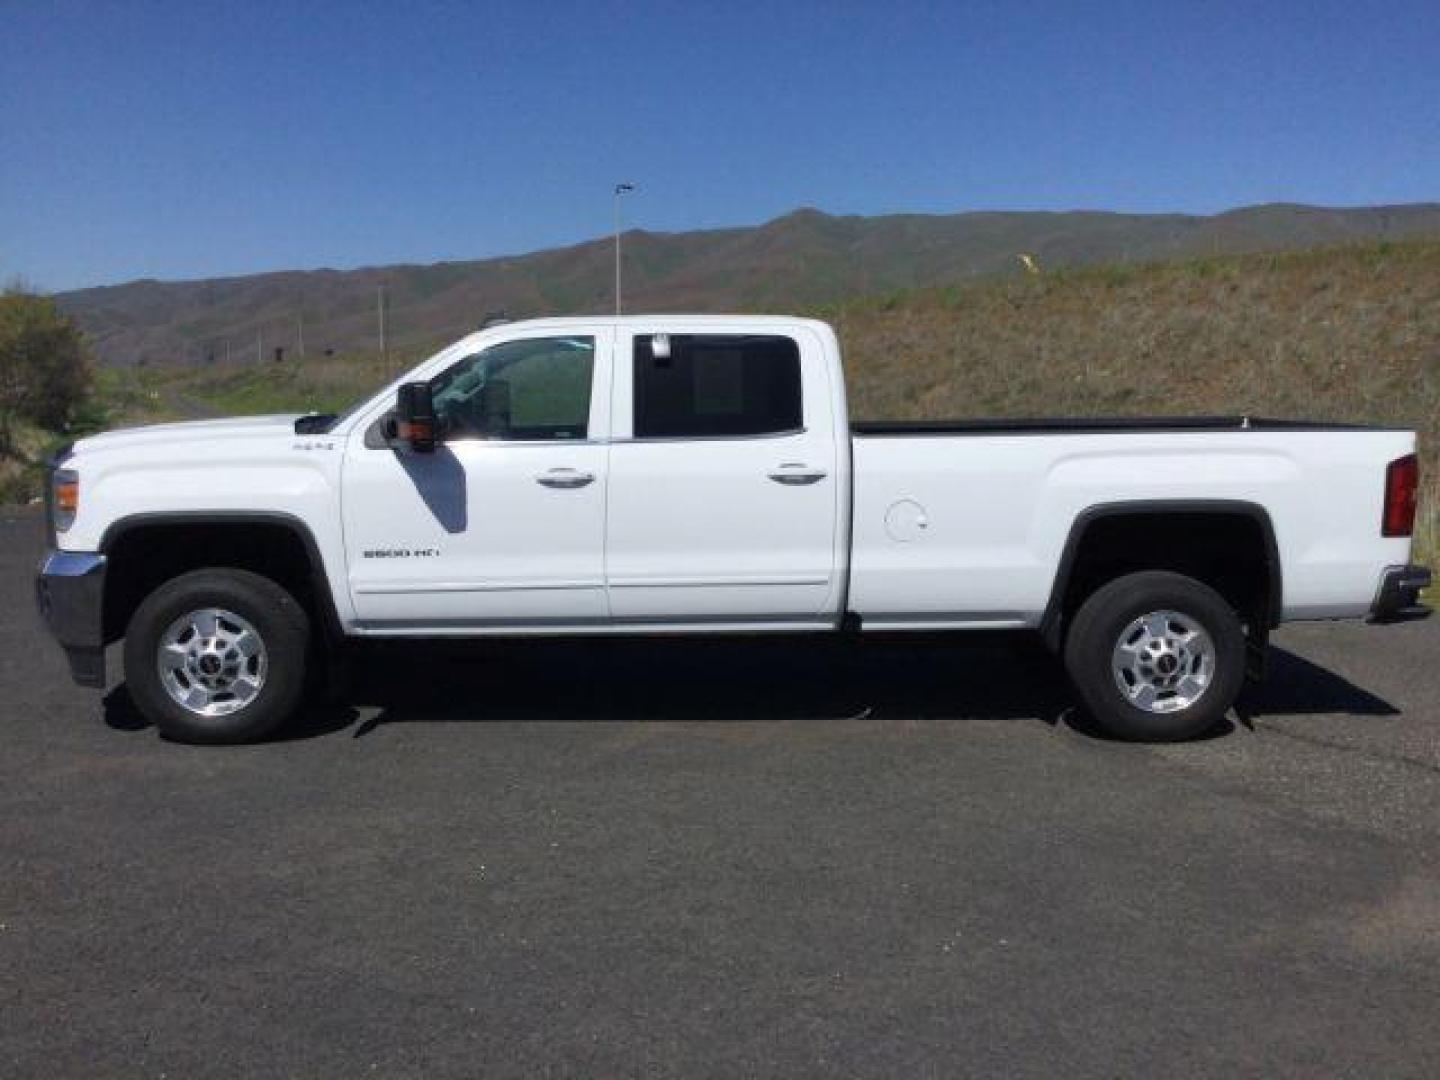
101;636;1398;742
342;633;1067;734
1235;646;1401;724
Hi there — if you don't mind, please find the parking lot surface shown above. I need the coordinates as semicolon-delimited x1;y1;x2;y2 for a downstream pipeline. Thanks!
3;507;1438;1077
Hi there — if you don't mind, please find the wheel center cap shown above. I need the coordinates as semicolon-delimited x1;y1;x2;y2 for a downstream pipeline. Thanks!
1157;654;1179;675
199;654;222;676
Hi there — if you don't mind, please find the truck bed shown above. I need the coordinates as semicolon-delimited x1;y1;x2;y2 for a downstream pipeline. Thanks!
846;421;1417;629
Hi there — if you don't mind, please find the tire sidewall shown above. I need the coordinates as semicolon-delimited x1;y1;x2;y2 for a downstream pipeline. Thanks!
124;570;310;744
1065;572;1245;742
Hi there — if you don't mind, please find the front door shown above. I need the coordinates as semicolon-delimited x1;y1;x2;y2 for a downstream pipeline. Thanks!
604;326;843;623
342;329;612;629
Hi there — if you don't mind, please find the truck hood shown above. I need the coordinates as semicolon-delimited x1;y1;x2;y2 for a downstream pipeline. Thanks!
70;414;306;456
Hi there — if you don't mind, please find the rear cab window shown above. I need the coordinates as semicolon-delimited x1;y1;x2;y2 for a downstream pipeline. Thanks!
632;334;802;439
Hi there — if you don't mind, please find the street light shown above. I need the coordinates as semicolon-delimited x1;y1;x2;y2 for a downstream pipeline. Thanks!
613;182;635;316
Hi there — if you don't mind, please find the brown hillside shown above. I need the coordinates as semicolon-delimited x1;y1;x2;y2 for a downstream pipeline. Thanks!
59;202;1440;368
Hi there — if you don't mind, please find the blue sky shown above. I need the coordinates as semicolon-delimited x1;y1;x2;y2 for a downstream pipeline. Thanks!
3;0;1437;290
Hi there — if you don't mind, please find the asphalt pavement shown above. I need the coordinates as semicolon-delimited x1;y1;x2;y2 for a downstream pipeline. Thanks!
2;505;1438;1078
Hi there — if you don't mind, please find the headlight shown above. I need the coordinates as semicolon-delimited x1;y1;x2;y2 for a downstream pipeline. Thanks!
52;469;79;532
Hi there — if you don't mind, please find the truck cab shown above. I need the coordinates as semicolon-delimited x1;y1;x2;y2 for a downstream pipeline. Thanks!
340;317;851;632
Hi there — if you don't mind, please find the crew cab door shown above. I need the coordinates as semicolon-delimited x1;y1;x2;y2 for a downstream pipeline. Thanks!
341;328;612;629
604;325;844;623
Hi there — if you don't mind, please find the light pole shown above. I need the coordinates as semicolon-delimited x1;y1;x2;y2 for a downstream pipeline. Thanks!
377;282;388;373
613;182;635;316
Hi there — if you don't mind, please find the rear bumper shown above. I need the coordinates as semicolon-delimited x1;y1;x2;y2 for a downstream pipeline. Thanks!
35;550;107;687
1369;564;1432;624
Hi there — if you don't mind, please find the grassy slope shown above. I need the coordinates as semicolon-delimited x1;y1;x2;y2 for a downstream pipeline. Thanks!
824;241;1439;570
96;240;1440;568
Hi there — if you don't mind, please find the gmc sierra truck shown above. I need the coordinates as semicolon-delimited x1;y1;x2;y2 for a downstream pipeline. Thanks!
36;315;1431;744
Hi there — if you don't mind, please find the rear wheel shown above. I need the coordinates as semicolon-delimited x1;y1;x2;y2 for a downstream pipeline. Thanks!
123;569;310;744
1063;570;1245;742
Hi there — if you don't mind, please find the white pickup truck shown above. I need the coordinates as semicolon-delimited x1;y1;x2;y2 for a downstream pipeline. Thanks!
37;315;1430;744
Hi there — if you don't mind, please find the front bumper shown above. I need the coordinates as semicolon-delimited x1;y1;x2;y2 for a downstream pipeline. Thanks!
35;550;107;687
1369;564;1432;624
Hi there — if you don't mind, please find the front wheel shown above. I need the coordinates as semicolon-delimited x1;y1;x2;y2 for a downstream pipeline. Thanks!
123;569;311;744
1063;571;1245;742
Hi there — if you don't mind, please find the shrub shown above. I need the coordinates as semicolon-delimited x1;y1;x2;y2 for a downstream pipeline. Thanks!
0;288;95;453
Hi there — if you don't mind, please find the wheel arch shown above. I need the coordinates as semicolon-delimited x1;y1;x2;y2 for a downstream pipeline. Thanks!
1039;499;1282;651
99;511;344;645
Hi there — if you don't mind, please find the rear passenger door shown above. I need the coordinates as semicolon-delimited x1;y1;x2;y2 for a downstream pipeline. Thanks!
604;325;843;623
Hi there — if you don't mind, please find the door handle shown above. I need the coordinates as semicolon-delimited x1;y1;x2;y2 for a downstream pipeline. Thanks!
768;463;828;486
536;468;596;489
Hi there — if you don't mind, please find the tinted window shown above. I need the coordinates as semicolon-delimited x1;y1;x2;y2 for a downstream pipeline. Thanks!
633;334;802;438
431;336;594;440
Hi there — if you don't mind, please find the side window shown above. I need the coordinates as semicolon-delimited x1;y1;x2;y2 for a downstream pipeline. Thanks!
431;336;594;441
633;334;802;438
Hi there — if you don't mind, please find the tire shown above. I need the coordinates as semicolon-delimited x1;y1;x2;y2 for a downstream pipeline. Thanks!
123;568;311;744
1063;570;1245;742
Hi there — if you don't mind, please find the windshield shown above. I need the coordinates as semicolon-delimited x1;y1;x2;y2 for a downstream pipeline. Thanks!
297;335;594;439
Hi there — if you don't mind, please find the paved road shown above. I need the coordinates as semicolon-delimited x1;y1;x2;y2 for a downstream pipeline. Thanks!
3;506;1438;1077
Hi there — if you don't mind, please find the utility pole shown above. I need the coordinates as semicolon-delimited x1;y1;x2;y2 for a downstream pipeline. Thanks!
296;315;306;360
378;283;388;372
256;328;262;365
613;182;635;316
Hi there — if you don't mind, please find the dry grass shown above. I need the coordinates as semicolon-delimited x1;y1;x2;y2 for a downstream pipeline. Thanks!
830;242;1438;435
1418;476;1440;580
824;241;1440;571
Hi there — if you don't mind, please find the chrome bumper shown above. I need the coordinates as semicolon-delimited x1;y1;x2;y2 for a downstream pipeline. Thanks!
1369;564;1432;624
35;550;107;687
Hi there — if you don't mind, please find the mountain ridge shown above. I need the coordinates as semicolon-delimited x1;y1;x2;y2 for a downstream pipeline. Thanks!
56;202;1440;366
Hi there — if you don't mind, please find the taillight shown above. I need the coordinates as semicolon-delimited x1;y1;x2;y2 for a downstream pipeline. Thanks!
1382;454;1418;537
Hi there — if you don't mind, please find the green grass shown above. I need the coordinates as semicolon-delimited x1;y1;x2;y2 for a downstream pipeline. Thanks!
94;345;436;428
